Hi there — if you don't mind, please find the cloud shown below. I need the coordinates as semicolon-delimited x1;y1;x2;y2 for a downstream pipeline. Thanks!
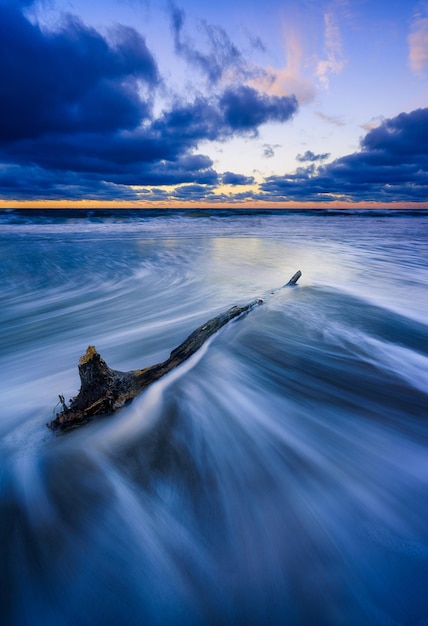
315;111;347;126
220;86;298;133
169;2;245;84
252;21;316;104
408;8;428;74
222;172;255;185
296;150;330;162
169;183;216;200
260;108;428;203
247;33;267;54
360;116;385;132
316;5;346;88
0;163;141;201
0;3;298;200
0;155;218;201
253;1;347;102
0;4;158;141
263;144;281;159
153;86;297;143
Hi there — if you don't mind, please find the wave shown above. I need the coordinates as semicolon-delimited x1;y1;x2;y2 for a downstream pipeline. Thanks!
1;212;428;625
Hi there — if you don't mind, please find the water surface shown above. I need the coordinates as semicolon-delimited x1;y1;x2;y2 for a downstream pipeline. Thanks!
1;209;427;625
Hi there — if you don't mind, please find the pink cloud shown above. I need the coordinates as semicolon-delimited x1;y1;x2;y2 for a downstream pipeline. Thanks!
409;14;428;74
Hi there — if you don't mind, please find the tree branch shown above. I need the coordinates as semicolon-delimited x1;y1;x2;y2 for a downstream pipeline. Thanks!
48;271;301;432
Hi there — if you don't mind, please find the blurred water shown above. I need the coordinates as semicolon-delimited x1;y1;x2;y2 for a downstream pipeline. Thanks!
0;209;427;625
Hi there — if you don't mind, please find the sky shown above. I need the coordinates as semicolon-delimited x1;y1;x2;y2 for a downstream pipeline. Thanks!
0;0;427;209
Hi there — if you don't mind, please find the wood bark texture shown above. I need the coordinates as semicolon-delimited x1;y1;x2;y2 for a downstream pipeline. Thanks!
48;271;301;432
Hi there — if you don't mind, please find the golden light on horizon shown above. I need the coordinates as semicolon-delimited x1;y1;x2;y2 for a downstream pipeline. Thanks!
1;199;427;210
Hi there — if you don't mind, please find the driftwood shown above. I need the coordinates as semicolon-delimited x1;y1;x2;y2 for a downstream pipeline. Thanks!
48;271;301;432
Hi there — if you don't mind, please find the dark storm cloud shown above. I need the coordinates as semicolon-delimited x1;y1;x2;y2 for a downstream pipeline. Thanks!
0;2;299;200
296;150;330;162
108;154;219;187
0;3;158;141
220;86;298;132
169;183;216;200
361;108;428;158
155;87;297;142
222;172;255;185
1;80;295;187
11;0;35;7
0;150;218;198
260;108;428;203
0;163;141;200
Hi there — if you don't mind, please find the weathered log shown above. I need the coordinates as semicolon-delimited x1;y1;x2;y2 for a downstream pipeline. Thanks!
48;271;301;432
286;270;302;286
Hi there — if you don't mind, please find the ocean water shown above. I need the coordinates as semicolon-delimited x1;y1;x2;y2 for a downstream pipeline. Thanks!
0;208;427;626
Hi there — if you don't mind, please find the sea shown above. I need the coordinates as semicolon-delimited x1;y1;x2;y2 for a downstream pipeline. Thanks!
0;208;427;626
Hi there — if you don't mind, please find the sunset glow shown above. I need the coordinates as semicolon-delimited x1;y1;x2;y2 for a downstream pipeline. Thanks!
1;0;427;208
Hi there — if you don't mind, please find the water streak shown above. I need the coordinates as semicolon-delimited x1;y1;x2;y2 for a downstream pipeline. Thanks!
1;210;427;625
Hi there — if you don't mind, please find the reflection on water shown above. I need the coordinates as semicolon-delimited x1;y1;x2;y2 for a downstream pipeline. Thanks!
0;211;428;625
